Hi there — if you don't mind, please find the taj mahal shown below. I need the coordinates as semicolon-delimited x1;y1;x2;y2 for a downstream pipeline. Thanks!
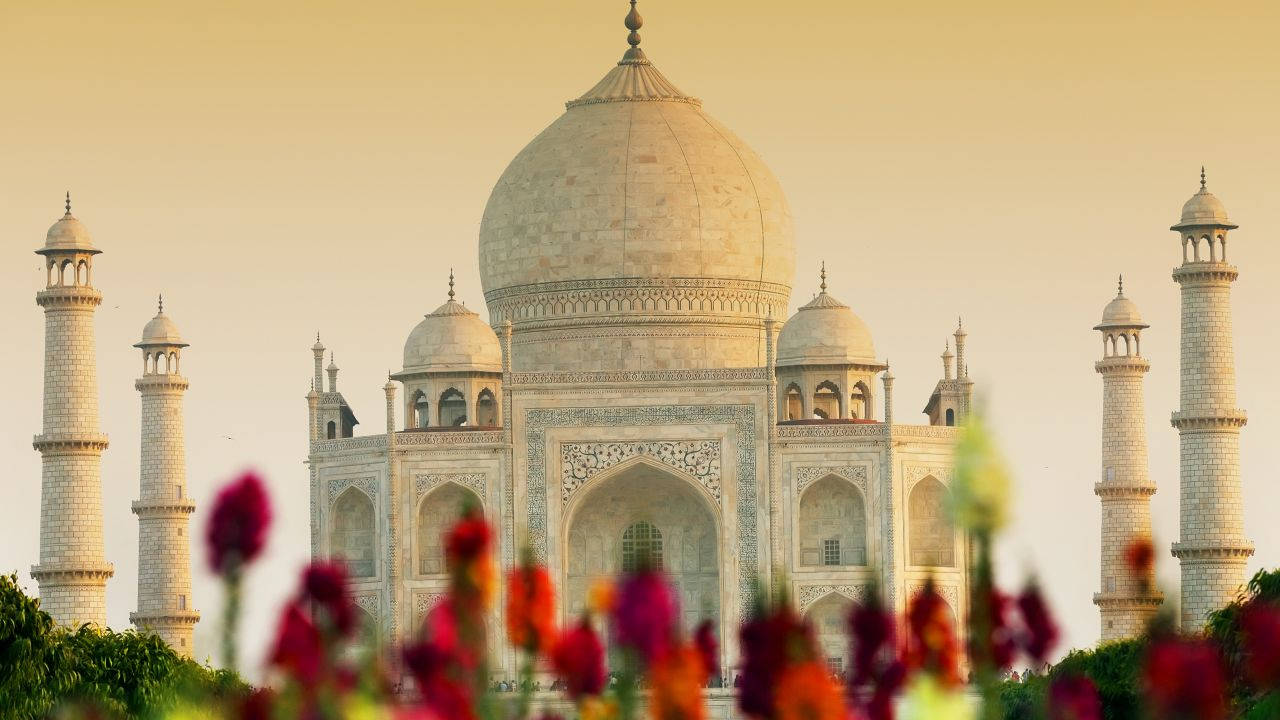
24;0;1255;683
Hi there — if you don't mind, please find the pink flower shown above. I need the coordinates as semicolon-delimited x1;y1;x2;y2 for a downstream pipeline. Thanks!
1048;674;1101;720
206;471;272;575
849;588;904;720
611;568;677;664
402;638;476;720
301;561;356;637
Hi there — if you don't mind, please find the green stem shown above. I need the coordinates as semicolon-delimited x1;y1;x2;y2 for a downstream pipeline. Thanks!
516;648;534;720
221;567;242;672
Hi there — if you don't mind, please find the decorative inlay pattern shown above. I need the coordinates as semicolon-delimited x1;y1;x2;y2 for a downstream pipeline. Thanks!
414;592;448;617
907;582;960;613
525;404;758;615
777;424;887;440
793;465;868;495
327;476;377;503
510;367;769;386
415;473;486;501
399;431;505;447
798;584;867;612
354;593;379;618
904;465;953;493
560;440;721;506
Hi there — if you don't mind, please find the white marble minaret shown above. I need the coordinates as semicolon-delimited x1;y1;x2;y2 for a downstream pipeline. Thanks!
31;194;114;626
130;297;199;653
1169;170;1254;631
1093;278;1162;641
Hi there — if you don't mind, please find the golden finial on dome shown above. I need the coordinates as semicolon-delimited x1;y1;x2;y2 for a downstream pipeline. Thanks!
1200;166;1207;190
65;191;72;215
158;293;164;314
448;268;456;301
625;0;643;48
819;261;827;293
1117;274;1124;296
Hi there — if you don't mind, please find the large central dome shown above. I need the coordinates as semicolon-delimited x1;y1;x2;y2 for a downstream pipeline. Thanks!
479;7;795;373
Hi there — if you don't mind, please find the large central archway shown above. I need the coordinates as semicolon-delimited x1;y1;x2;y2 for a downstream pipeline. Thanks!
563;461;721;654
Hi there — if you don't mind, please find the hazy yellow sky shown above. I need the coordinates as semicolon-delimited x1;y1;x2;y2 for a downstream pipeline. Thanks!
2;0;1279;670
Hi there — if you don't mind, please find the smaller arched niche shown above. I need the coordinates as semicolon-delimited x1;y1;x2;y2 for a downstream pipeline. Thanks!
798;475;867;567
439;388;467;426
805;593;853;678
475;388;497;427
784;383;803;421
908;477;955;567
813;381;841;419
417;483;481;575
331;488;376;579
411;390;429;429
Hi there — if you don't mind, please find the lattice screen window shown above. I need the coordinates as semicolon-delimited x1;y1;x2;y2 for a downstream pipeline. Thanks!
622;521;663;572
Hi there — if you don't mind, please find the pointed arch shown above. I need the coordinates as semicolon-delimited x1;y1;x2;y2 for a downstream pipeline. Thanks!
416;481;482;575
814;380;841;419
798;474;867;567
784;382;803;421
908;476;954;567
804;592;854;678
851;380;873;420
438;387;466;426
331;487;376;578
475;387;497;427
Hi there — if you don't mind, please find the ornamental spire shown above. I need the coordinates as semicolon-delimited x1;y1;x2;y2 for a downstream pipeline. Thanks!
158;293;164;314
1200;166;1207;190
1117;274;1124;296
448;268;456;301
625;0;642;48
65;191;72;215
819;261;827;293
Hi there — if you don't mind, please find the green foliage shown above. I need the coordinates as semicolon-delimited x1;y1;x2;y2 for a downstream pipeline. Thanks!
997;674;1048;720
1206;568;1280;719
0;573;248;719
1050;638;1146;720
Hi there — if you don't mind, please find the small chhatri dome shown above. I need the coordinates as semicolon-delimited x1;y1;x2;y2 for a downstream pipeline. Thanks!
1173;167;1236;229
402;275;502;373
135;295;188;348
327;352;338;372
1095;276;1148;330
776;267;877;366
39;191;100;255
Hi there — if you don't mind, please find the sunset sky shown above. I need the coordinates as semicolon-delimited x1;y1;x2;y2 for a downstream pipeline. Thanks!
2;0;1278;673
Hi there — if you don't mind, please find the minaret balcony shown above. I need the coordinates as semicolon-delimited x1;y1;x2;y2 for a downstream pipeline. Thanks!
1093;482;1156;499
35;285;103;308
1094;356;1150;373
1172;262;1239;284
30;560;115;583
131;498;198;516
1170;540;1255;561
1092;590;1164;609
130;609;201;626
32;432;110;453
135;374;190;391
1170;409;1247;430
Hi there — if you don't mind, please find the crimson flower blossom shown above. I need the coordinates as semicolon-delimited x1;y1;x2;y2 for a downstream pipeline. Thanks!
1142;635;1226;720
611;568;677;664
206;471;271;575
1241;601;1280;688
551;618;606;699
301;560;356;637
1048;674;1101;720
1017;582;1059;665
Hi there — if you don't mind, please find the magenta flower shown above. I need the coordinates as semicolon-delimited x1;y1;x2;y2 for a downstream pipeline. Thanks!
694;620;720;681
206;471;272;575
610;568;677;663
1017;582;1059;665
1048;674;1101;720
301;560;356;637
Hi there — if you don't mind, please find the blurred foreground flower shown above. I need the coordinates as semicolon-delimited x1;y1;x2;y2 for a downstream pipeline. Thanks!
900;675;974;720
445;504;495;608
611;566;678;665
551;619;607;700
1047;674;1101;720
1016;582;1059;666
849;586;905;720
950;414;1010;534
905;579;961;687
774;661;843;720
650;644;707;720
506;563;556;656
1142;635;1226;720
738;595;843;720
206;471;271;574
1241;600;1280;688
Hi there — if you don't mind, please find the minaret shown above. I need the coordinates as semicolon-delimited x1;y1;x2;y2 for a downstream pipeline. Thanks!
1169;170;1253;631
1092;277;1162;641
31;193;114;626
130;296;199;654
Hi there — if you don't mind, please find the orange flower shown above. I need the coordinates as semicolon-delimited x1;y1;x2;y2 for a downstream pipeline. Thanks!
650;644;707;720
446;507;496;608
774;661;846;720
506;564;556;655
589;578;616;615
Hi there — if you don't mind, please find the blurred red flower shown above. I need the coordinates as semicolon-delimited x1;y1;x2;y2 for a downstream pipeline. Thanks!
402;638;476;720
1017;582;1059;666
551;618;607;699
774;661;845;720
506;564;556;656
1047;673;1101;720
694;620;719;682
1142;636;1226;720
1241;601;1280;688
611;568;677;664
905;580;961;686
445;507;496;608
205;471;271;575
301;560;356;637
976;588;1018;671
423;596;484;672
738;605;817;718
1124;538;1155;576
268;601;324;684
651;644;708;720
849;588;904;720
